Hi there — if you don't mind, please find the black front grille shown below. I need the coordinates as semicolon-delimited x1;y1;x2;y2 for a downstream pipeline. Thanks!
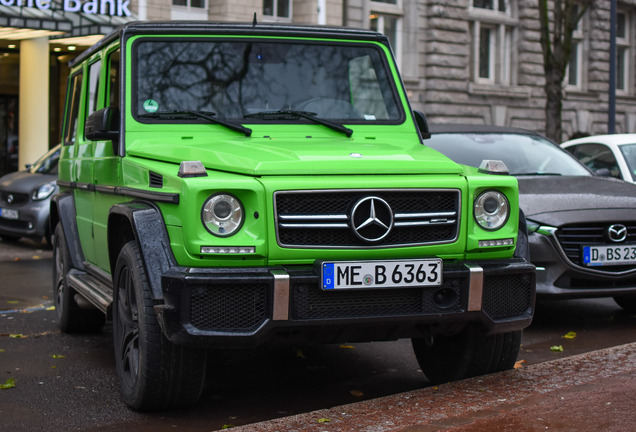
189;284;268;332
482;273;534;320
275;189;459;248
556;223;636;269
292;278;464;320
0;191;29;206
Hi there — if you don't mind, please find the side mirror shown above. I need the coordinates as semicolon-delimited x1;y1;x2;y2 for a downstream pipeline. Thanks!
85;107;120;142
413;110;431;140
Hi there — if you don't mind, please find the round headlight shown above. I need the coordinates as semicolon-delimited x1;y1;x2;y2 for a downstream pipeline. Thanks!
474;190;509;231
202;193;244;237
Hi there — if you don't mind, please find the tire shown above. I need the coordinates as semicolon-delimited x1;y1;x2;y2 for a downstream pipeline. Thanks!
52;223;105;333
614;295;636;313
412;327;522;385
113;241;207;411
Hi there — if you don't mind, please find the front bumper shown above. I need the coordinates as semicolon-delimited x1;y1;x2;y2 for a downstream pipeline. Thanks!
530;232;636;298
0;199;50;239
156;258;535;348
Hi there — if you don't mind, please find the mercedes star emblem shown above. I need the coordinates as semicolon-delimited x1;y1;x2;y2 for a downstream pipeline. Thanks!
7;194;14;204
608;224;628;243
350;196;394;242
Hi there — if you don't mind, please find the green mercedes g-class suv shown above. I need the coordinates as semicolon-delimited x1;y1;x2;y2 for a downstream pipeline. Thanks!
51;21;535;410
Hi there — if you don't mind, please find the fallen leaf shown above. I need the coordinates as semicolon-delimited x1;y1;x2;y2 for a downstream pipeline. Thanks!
295;349;306;359
562;331;577;339
550;345;564;352
52;354;65;359
221;425;235;430
350;390;364;397
32;255;41;260
6;301;19;304
0;378;16;390
13;257;20;262
514;360;527;369
0;349;5;353
340;345;355;349
317;418;331;424
9;334;25;339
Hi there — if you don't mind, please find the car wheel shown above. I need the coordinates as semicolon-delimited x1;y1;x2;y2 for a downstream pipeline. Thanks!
412;327;521;385
52;223;105;333
613;295;636;313
113;241;207;410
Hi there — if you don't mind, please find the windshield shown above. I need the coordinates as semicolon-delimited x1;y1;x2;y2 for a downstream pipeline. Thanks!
132;38;402;123
619;143;636;182
29;145;60;175
426;132;592;176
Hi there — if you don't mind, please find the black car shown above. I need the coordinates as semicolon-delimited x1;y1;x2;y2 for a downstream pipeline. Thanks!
0;144;60;244
426;124;636;311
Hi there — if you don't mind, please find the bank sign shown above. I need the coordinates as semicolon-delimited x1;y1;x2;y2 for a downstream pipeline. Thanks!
1;0;131;17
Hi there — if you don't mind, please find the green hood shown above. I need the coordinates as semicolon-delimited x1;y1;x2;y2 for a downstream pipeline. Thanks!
127;136;463;176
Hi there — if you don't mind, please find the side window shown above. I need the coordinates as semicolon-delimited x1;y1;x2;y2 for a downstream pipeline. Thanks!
64;72;83;146
87;59;102;117
108;49;121;110
84;59;102;141
570;143;621;179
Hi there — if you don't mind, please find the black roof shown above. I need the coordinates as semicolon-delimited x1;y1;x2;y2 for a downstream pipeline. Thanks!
71;21;389;67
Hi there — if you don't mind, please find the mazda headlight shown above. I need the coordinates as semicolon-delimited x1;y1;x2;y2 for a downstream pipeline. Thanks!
201;193;244;237
32;182;56;201
474;190;509;231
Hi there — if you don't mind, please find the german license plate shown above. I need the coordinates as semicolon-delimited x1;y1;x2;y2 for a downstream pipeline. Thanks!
321;258;442;290
583;245;636;266
0;207;18;220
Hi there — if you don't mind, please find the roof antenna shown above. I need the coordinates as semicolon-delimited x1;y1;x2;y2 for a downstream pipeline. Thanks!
252;12;258;26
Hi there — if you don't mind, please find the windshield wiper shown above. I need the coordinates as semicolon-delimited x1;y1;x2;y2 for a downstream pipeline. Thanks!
140;110;252;137
511;172;563;176
245;110;353;137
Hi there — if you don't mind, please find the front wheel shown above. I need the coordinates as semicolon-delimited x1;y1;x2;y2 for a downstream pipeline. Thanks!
412;327;521;385
113;241;207;410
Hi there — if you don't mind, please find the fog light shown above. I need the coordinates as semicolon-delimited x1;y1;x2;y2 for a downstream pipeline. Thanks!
479;238;514;247
200;246;255;254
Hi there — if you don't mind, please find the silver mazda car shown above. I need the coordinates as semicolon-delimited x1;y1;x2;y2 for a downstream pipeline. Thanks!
426;124;636;312
0;144;60;245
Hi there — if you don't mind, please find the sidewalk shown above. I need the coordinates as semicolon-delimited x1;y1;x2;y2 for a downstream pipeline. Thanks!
232;342;636;431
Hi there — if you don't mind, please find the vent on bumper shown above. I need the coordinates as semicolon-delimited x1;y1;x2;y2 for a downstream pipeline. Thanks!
482;273;534;320
190;284;268;332
274;189;459;248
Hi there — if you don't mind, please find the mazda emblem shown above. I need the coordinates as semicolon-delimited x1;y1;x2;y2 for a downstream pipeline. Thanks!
608;224;628;243
350;196;394;242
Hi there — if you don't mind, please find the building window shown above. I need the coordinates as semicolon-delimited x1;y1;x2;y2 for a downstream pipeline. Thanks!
616;11;630;93
263;0;291;21
470;1;516;85
369;0;403;67
172;0;207;20
566;5;586;89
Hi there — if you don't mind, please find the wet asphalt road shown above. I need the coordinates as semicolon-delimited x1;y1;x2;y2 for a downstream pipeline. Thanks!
2;237;636;431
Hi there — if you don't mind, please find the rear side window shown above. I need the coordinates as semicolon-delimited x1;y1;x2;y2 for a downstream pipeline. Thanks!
63;72;83;146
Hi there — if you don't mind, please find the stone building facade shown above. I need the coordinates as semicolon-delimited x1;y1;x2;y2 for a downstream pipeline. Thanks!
133;0;636;140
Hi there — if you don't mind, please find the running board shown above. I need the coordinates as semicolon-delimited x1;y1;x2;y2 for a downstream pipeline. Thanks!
67;268;113;316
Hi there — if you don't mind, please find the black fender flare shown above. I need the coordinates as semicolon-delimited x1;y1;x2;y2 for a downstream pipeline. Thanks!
50;192;85;270
108;201;177;300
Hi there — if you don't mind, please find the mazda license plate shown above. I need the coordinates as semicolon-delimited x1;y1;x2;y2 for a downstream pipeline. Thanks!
583;245;636;266
321;258;442;290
